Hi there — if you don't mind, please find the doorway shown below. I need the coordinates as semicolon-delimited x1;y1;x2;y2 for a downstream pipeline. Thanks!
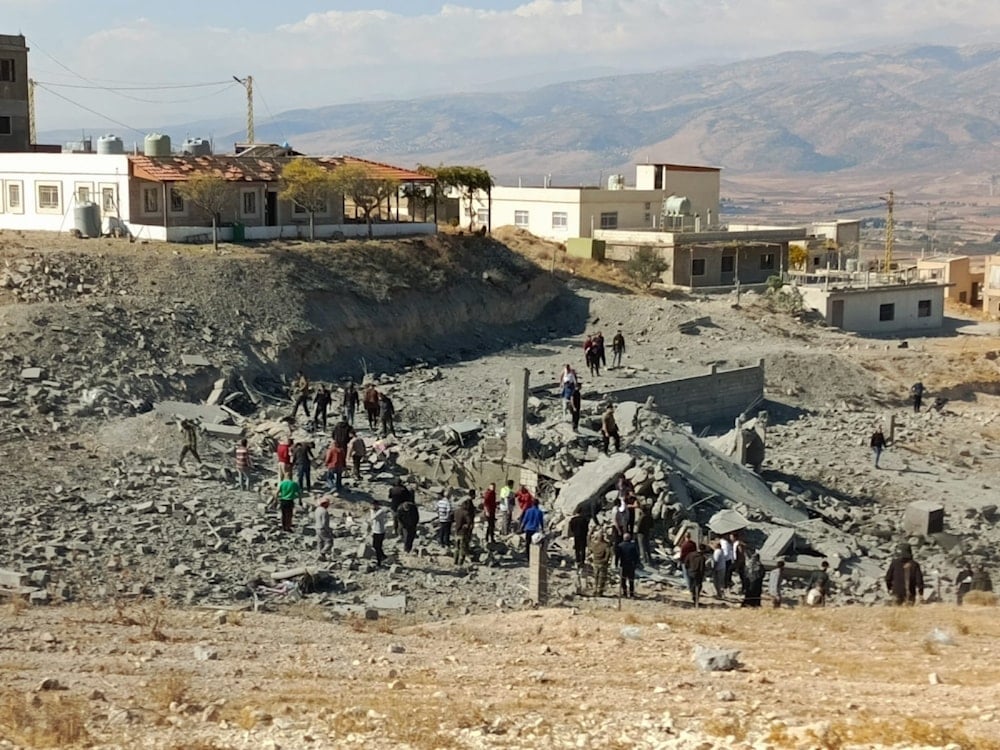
265;191;278;227
831;299;845;328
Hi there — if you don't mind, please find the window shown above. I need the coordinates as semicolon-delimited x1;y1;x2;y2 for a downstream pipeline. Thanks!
293;202;307;215
879;303;895;322
476;208;489;226
760;253;775;270
0;116;11;136
721;255;735;273
36;183;61;212
170;188;185;213
7;181;22;213
143;187;159;214
101;186;117;213
599;211;618;229
644;202;651;210
551;211;568;229
0;59;14;82
514;210;529;227
691;258;706;276
242;190;257;216
917;299;932;318
75;183;93;203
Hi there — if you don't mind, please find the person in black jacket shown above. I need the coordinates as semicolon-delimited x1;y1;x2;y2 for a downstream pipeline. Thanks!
396;498;419;554
870;426;887;468
617;533;641;598
568;509;590;567
312;385;332;431
885;543;924;605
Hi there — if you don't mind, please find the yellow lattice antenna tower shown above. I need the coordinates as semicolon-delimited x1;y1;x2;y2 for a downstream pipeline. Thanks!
232;75;254;143
28;78;36;145
881;189;894;272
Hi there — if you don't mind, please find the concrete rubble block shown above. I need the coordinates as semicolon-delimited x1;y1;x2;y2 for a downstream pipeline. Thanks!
202;422;244;438
693;645;741;672
155;400;230;425
20;367;43;381
365;594;407;611
708;509;749;536
433;420;483;445
555;452;635;516
614;401;643;435
506;367;530;463
206;379;227;406
758;528;796;564
903;501;944;536
181;354;212;368
0;569;28;588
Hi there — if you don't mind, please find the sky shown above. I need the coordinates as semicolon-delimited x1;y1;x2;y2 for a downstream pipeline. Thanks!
3;0;999;135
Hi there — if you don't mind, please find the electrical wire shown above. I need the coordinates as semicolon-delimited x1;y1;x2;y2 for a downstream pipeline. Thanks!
34;80;239;105
253;82;287;145
32;82;145;136
34;80;237;91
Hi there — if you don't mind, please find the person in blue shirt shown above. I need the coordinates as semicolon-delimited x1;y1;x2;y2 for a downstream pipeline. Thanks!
519;498;544;558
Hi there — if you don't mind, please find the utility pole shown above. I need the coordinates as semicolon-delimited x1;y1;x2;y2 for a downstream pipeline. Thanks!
27;78;36;145
881;189;894;273
233;75;254;144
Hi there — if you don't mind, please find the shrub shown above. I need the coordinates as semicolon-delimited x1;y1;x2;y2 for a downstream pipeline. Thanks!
625;247;668;288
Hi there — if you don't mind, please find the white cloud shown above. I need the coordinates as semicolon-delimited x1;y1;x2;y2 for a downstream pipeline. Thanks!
32;0;1000;130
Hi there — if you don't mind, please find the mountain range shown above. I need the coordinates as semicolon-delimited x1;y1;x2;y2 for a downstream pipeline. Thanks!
40;44;1000;185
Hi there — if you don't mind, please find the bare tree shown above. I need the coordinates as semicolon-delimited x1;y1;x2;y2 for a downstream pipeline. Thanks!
176;174;231;250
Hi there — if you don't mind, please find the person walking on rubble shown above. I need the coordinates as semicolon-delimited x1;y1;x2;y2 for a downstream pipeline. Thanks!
324;439;346;492
519;498;545;558
346;431;366;480
685;544;708;608
569;383;582;431
313;384;332;431
601;406;620;454
768;559;786;608
370;499;389;567
589;528;612;596
741;551;765;607
870;426;887;469
617;532;640;598
379;392;397;438
332;417;352;451
482;483;498;544
388;478;409;535
271;474;302;532
885;543;924;606
343;381;360;425
315;496;333;559
453;494;476;566
178;418;202;466
235;438;253;491
635;502;654;566
594;331;607;369
499;480;516;534
911;381;925;413
292;439;315;492
568;508;590;567
611;330;625;369
711;539;727;599
436;492;453;548
396;496;419;554
363;384;381;430
276;437;293;480
807;560;831;606
292;371;311;419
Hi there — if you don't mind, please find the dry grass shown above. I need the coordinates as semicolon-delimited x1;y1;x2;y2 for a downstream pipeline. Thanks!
808;716;1000;750
108;597;172;642
0;690;90;747
962;590;998;607
702;715;750;741
146;671;192;712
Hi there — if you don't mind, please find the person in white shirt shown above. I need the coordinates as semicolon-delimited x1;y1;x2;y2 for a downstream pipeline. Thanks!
719;535;735;590
370;499;389;567
711;539;727;599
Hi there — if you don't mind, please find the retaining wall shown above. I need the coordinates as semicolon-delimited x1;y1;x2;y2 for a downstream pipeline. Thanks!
606;359;764;428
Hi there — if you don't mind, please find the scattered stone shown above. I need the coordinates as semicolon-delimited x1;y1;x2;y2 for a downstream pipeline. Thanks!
693;645;741;672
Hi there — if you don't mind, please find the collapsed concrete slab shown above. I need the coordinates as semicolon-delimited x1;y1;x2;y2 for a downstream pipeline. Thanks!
634;428;807;524
903;501;944;536
708;509;749;535
155;400;230;424
555;452;635;515
181;354;212;367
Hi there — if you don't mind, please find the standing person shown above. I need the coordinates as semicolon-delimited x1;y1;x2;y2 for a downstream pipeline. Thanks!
178;419;202;466
568;508;590;567
346;432;366;480
276;437;293;480
519;498;544;557
388;479;409;534
594;331;606;369
677;531;697;592
482;483;498;544
569;383;582;431
807;560;832;606
617;533;640;599
635;504;654;566
731;532;747;592
611;330;626;369
601;407;620;454
955;561;974;605
235;438;253;491
561;375;576;418
611;500;626;568
768;560;786;608
741;552;765;607
292;439;314;492
291;371;311;419
685;544;708;608
499;480;516;534
870;426;887;469
885;543;924;605
453;495;475;565
711;539;727;599
586;337;601;377
911;381;925;413
363;384;380;430
720;534;735;589
313;384;332;431
396;497;419;554
323;440;346;492
589;529;612;596
379;392;397;438
343;381;360;426
369;499;388;567
332;418;352;451
272;475;302;532
315;496;333;559
435;492;453;548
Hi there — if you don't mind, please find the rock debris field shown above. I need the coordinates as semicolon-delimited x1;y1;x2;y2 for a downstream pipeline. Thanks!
1;231;1000;749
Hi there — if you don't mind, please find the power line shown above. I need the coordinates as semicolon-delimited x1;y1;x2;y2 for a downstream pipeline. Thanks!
253;81;287;145
34;79;239;105
32;82;144;136
34;80;237;91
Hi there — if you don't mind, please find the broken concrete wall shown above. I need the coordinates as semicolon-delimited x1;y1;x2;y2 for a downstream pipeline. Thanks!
605;360;764;429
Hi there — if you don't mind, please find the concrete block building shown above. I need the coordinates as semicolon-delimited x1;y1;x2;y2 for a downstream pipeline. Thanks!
985;255;1000;318
0;34;30;152
915;255;982;306
799;282;947;333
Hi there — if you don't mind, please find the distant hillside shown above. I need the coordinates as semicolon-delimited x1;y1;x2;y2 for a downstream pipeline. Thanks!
40;45;1000;183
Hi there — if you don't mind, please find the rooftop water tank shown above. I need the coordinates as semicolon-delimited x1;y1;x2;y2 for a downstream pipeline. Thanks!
607;174;625;190
74;202;101;238
64;138;93;154
663;195;692;216
144;133;171;157
181;137;212;156
97;134;125;155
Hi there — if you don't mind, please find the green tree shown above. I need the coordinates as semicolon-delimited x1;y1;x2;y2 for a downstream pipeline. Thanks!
280;159;337;241
176;174;231;251
331;163;399;239
419;165;493;231
625;247;669;288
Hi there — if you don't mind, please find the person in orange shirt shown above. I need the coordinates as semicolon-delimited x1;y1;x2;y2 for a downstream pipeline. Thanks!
324;440;346;492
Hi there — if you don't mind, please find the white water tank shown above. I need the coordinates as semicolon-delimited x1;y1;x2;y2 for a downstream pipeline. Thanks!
182;137;212;156
97;134;125;154
607;174;625;190
144;133;171;156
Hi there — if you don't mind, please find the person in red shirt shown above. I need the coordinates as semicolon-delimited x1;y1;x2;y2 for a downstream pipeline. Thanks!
324;441;347;492
482;483;498;543
515;485;534;528
276;438;293;480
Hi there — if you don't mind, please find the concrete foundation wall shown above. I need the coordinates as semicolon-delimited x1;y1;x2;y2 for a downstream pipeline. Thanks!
135;222;437;243
606;360;764;428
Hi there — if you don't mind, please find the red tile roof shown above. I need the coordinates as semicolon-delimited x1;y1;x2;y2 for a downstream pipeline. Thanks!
128;154;434;184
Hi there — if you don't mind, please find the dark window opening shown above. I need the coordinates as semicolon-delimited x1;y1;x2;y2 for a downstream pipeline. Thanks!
917;299;932;318
691;258;706;276
0;116;11;136
879;303;895;322
0;59;14;82
721;255;735;273
760;253;775;270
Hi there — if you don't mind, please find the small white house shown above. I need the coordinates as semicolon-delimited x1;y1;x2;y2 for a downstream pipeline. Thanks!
800;281;947;333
